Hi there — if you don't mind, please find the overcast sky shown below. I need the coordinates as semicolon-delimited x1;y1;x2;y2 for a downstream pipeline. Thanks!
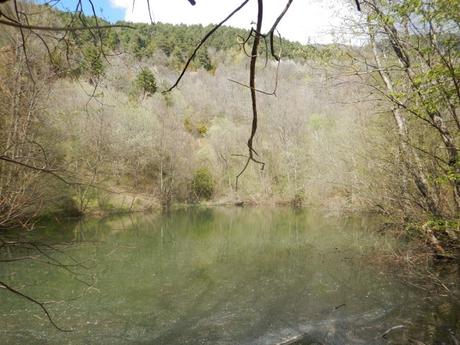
107;0;358;44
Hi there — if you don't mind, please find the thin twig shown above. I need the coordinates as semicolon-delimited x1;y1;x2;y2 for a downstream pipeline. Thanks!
235;0;266;190
0;280;72;332
0;19;133;31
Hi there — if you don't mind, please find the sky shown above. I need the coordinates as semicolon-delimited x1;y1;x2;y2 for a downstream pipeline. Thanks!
46;0;359;44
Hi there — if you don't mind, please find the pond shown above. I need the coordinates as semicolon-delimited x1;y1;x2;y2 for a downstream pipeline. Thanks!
0;208;459;344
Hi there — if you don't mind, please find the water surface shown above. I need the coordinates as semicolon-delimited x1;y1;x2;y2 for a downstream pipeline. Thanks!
1;208;458;344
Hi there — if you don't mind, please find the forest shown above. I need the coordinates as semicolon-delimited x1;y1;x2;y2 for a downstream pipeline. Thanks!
1;0;458;249
0;0;459;344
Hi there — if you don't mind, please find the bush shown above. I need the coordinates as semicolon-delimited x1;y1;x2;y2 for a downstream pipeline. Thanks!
135;68;157;96
191;168;215;201
196;49;213;71
196;121;209;137
183;117;209;137
81;45;105;83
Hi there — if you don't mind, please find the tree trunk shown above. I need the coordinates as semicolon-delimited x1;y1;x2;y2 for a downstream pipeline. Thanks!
369;23;441;216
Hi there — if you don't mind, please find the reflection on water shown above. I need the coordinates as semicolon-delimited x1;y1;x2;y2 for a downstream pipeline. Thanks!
0;208;459;344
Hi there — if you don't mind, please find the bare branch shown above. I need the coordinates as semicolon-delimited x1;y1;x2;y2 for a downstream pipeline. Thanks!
355;0;361;11
0;155;75;185
164;0;250;92
0;280;72;332
267;0;293;61
235;0;266;190
0;18;133;31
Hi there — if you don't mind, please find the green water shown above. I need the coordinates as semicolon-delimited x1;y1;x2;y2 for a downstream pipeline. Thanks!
0;208;458;344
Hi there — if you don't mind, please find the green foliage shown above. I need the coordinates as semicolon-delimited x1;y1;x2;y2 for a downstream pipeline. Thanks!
130;32;156;59
183;117;209;137
95;22;324;66
433;167;460;185
196;121;209;137
405;218;460;246
195;49;213;71
59;196;83;217
106;30;120;51
134;68;157;96
191;168;215;201
81;45;105;82
26;8;335;81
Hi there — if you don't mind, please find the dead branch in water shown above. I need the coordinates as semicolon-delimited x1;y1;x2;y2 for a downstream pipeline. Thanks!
381;324;405;339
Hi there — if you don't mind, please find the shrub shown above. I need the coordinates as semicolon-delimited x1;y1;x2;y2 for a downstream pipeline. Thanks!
81;45;105;83
196;49;213;71
135;68;157;96
191;168;215;201
196;121;209;137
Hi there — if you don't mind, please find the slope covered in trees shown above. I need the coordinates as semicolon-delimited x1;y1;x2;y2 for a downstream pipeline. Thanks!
0;1;458;255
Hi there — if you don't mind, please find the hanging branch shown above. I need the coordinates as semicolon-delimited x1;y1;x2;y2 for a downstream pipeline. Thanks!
235;0;265;190
355;0;361;11
267;0;293;61
228;29;284;96
163;0;297;188
235;0;294;189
